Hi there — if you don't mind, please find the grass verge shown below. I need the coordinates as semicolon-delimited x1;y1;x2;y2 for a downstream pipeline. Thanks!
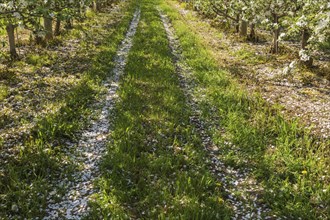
0;1;138;218
159;1;330;219
88;0;231;219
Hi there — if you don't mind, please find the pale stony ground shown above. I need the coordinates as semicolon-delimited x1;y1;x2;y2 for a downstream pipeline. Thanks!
159;10;282;220
42;9;141;219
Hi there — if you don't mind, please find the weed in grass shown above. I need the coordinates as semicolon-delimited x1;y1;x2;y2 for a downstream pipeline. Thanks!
25;53;53;67
0;69;18;83
232;48;267;65
0;84;8;101
86;9;96;19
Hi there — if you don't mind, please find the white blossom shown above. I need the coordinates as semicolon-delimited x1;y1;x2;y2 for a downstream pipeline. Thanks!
299;49;310;61
296;15;308;28
278;33;286;41
289;61;297;69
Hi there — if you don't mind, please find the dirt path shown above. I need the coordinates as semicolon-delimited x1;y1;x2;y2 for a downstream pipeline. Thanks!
159;10;282;220
43;9;141;219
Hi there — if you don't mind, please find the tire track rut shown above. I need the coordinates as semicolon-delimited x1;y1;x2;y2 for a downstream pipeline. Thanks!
159;9;282;220
43;8;141;220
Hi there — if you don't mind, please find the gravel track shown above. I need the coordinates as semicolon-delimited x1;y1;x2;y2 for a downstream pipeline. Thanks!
159;10;282;220
43;8;141;220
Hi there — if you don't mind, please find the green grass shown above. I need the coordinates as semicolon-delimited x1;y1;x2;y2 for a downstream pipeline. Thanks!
0;84;11;127
1;0;329;219
159;1;330;219
320;38;330;51
0;1;138;218
88;0;231;219
0;84;8;101
0;26;6;37
25;53;54;67
231;48;268;65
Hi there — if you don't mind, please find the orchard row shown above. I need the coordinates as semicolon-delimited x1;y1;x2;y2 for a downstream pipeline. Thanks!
181;0;330;65
0;0;115;58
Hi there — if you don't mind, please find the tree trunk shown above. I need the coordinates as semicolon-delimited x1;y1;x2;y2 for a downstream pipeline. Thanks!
35;35;43;45
44;16;53;41
97;1;101;12
236;14;240;33
301;29;309;49
249;23;256;41
271;14;279;54
240;20;248;37
54;17;61;36
65;19;73;29
6;23;18;59
301;29;313;66
93;1;101;12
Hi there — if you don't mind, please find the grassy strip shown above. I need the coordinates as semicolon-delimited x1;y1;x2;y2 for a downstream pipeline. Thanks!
0;2;137;218
160;1;330;219
88;0;231;219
